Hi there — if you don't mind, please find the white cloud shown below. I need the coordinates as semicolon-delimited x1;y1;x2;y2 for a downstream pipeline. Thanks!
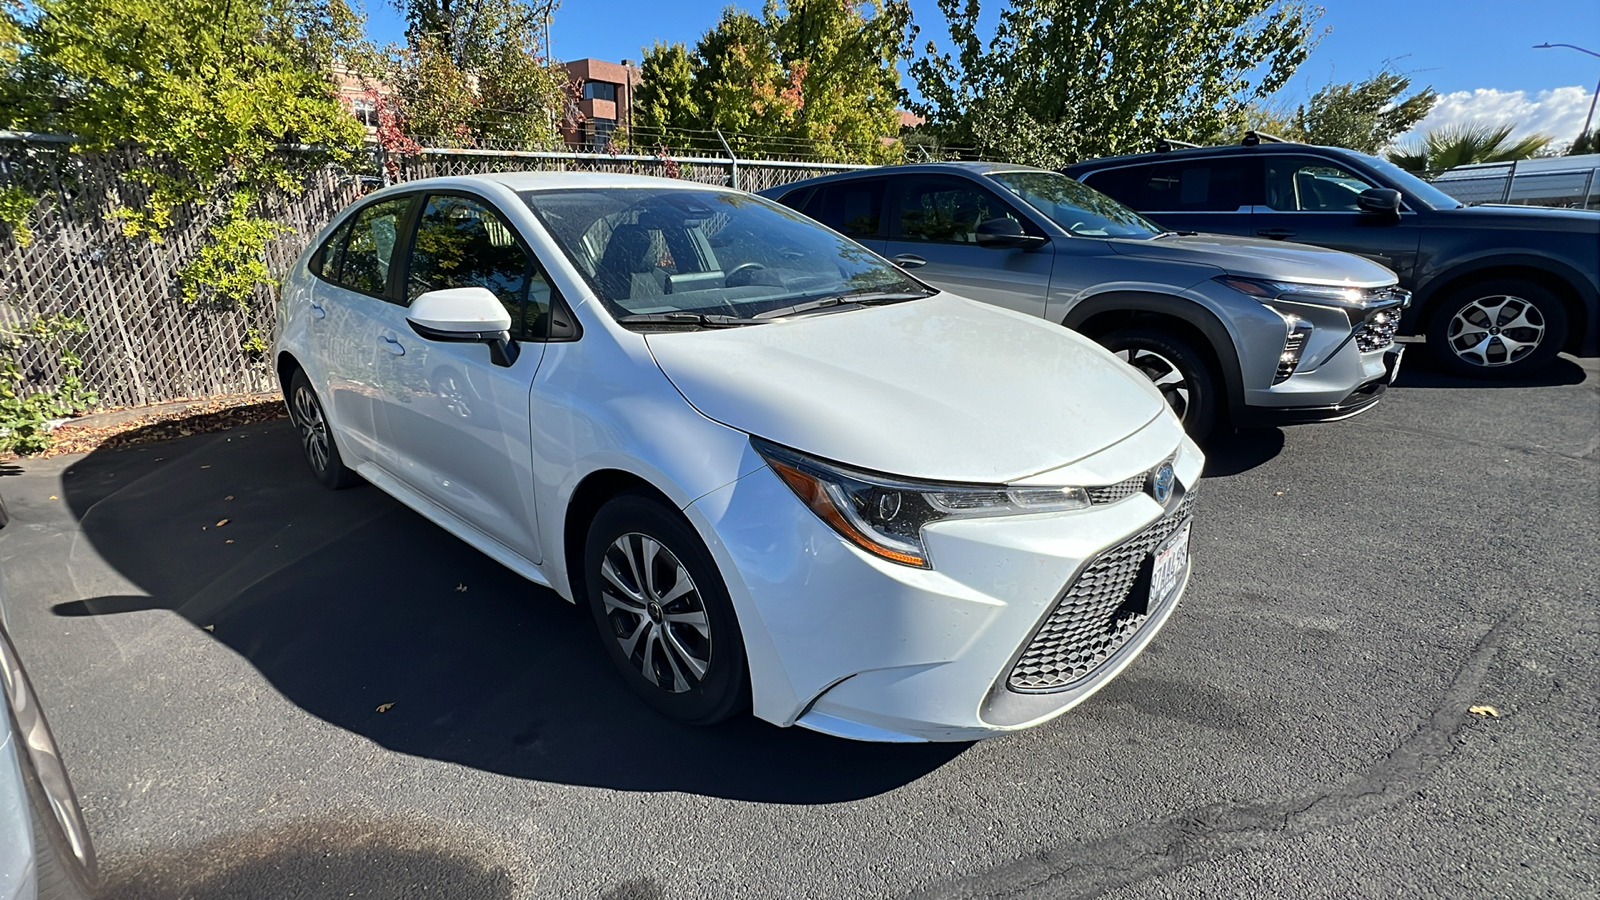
1397;86;1596;148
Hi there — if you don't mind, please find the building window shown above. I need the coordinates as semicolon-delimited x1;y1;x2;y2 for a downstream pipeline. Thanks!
587;118;617;151
349;97;379;128
583;81;619;102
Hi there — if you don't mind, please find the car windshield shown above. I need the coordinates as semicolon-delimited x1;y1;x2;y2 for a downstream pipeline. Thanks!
989;170;1164;239
1357;153;1463;210
520;187;927;325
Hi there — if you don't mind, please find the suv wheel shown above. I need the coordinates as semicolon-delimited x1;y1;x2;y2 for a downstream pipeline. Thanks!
1426;278;1567;377
1098;328;1219;440
583;491;749;725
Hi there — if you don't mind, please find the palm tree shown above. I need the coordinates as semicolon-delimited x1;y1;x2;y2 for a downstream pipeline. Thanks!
1386;123;1554;176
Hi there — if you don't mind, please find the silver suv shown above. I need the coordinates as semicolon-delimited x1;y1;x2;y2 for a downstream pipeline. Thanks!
763;163;1408;438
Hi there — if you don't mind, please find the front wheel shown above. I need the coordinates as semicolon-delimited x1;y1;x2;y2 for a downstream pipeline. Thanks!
583;491;749;725
1097;328;1220;441
1426;278;1568;377
287;369;362;490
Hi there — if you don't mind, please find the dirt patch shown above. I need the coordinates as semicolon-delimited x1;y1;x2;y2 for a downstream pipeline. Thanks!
5;394;289;460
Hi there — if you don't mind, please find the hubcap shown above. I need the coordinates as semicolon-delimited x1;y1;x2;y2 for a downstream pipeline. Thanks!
1115;348;1191;421
1447;295;1544;368
599;533;711;693
291;385;330;472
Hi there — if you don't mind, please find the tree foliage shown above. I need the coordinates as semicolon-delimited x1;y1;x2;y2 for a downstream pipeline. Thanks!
1293;69;1435;153
1385;123;1554;176
0;0;367;302
632;0;914;162
909;0;1321;167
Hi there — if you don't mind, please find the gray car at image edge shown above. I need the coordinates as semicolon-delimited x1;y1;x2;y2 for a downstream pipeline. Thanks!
762;162;1409;438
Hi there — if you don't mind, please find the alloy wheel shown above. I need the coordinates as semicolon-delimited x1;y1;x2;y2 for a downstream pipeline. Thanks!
291;384;331;473
599;533;712;693
1447;294;1545;368
1115;348;1191;421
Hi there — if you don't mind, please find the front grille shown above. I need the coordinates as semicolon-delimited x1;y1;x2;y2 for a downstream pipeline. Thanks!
1007;491;1196;693
1354;306;1402;353
1085;457;1174;506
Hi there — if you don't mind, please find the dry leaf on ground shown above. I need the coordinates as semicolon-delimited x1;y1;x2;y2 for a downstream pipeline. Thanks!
1469;705;1499;717
376;703;395;713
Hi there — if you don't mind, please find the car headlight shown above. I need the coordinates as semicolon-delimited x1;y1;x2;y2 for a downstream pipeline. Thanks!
1214;275;1388;310
753;438;1089;568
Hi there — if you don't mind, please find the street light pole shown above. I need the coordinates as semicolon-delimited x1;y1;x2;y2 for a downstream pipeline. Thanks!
1535;43;1600;149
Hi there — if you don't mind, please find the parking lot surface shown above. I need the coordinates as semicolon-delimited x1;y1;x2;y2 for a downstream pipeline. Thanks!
1;346;1595;899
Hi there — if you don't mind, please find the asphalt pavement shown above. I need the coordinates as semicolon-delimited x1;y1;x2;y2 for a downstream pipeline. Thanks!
1;344;1595;899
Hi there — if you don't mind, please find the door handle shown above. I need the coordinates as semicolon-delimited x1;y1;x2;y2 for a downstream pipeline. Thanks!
309;302;326;319
892;254;928;269
379;335;405;356
1256;228;1297;240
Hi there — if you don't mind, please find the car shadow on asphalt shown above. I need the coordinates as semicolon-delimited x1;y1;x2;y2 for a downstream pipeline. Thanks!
1392;344;1590;390
54;421;965;804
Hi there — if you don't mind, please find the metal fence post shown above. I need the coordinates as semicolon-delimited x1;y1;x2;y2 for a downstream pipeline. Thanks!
1501;159;1518;204
714;128;738;191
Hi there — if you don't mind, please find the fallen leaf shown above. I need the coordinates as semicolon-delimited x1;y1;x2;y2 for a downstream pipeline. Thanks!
376;703;395;713
202;624;215;632
225;539;234;544
1469;705;1499;718
455;584;468;592
215;518;230;527
201;465;210;469
48;495;57;500
1275;491;1284;496
224;495;234;501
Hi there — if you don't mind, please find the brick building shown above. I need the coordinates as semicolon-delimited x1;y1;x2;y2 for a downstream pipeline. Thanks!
561;58;642;151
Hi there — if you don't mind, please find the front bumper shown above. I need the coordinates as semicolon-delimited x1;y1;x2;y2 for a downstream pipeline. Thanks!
1237;343;1403;427
685;417;1204;742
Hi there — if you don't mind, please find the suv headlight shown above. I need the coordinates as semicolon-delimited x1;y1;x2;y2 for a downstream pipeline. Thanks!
1214;275;1389;310
753;438;1089;568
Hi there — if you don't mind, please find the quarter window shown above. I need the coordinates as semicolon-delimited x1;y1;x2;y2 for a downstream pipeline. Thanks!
893;177;1029;244
1265;157;1378;211
407;194;555;338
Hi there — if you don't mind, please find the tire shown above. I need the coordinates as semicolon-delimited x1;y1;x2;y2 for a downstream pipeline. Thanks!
1425;278;1568;377
1097;328;1220;441
287;369;361;490
3;630;98;900
583;491;749;725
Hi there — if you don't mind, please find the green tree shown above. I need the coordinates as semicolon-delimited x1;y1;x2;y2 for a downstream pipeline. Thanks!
909;0;1321;167
632;41;701;150
1295;69;1435;153
1386;123;1554;176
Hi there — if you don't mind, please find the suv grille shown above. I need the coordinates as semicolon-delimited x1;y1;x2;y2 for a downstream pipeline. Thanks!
1354;306;1402;353
1007;491;1196;693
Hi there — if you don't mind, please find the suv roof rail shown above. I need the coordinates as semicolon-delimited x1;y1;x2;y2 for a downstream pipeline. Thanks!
1155;138;1200;153
1242;130;1290;146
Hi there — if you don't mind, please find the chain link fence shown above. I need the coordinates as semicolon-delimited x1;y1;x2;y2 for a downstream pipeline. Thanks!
0;137;863;409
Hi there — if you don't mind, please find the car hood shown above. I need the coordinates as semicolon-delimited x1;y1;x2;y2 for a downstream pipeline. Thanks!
1433;204;1600;233
644;294;1167;483
1108;232;1397;287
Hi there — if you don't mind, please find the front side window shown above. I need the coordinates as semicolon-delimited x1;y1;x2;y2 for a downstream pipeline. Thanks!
406;194;554;337
893;177;1031;244
1265;156;1377;212
339;196;413;296
521;187;925;323
990;170;1162;238
312;218;353;282
1143;159;1251;212
804;180;886;238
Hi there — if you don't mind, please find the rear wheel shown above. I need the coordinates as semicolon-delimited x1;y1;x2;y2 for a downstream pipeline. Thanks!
287;369;361;490
583;491;749;725
1098;328;1220;440
1426;278;1568;377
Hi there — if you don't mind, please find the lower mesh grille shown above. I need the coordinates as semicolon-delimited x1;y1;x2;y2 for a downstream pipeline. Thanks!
1354;307;1402;352
1007;491;1196;693
1086;474;1144;505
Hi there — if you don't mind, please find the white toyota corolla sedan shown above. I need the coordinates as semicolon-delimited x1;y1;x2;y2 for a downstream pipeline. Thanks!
273;173;1204;742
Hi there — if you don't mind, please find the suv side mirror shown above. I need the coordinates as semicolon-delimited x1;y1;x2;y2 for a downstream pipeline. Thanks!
407;287;520;367
974;217;1047;249
1356;188;1402;216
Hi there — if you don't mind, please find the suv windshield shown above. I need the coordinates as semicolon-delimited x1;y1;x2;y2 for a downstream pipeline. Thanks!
990;170;1163;239
1357;153;1463;210
521;187;927;325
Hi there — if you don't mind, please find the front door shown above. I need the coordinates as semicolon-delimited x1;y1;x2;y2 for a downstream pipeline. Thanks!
882;174;1055;318
1251;154;1422;284
373;192;549;562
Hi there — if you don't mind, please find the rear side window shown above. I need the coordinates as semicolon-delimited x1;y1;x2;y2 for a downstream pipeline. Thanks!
1079;165;1152;208
1143;159;1252;212
805;180;886;239
319;196;413;297
406;194;558;339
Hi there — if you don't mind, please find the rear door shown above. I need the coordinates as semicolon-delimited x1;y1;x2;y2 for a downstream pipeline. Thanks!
1252;153;1422;282
881;174;1054;317
1081;157;1258;236
795;177;890;254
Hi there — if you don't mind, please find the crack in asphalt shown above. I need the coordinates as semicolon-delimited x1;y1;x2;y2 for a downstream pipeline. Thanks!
908;616;1516;900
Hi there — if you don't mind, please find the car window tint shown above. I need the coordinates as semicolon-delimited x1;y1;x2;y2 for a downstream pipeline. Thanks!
811;180;885;238
340;196;412;296
894;177;1026;243
1144;160;1249;211
1079;165;1152;208
408;194;553;338
312;218;353;283
1265;156;1377;212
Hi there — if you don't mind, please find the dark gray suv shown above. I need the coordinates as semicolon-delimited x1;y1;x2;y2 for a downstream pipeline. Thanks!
763;163;1407;438
1066;139;1600;377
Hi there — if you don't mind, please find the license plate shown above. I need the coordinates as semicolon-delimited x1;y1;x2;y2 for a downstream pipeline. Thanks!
1150;520;1191;605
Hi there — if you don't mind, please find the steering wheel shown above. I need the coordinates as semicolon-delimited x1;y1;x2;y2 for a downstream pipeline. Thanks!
725;261;767;286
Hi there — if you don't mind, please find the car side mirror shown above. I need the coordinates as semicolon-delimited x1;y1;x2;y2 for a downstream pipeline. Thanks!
974;217;1047;249
406;287;520;367
1356;188;1402;216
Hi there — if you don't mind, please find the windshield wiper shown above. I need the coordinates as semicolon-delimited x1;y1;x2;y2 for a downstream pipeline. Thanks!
754;290;934;320
615;313;766;329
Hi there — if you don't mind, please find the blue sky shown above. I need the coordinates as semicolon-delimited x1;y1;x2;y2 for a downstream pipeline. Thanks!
361;0;1600;142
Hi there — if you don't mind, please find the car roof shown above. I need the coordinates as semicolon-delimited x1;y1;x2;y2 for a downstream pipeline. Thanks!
369;171;742;196
756;161;1058;196
1065;142;1368;173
